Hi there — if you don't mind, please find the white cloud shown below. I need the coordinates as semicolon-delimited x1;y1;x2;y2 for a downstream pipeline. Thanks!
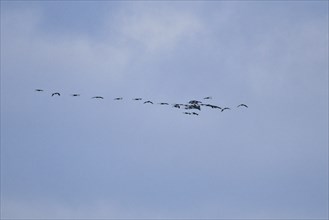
118;8;204;52
1;5;206;90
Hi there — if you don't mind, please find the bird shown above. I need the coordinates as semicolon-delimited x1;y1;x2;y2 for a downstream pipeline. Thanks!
192;112;199;116
158;102;169;105
133;98;142;101
189;100;202;105
92;96;104;99
144;101;153;104
201;104;221;109
185;104;201;111
35;89;43;92
237;104;248;108
173;104;181;109
51;92;60;96
183;112;192;115
72;94;80;96
204;96;212;99
114;97;123;100
221;107;230;112
212;105;221;109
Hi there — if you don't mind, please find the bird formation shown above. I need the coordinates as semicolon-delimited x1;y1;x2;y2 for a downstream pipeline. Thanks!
35;89;248;116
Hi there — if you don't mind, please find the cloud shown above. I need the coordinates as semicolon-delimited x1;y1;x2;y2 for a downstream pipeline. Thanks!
1;4;207;93
1;2;328;219
118;7;204;52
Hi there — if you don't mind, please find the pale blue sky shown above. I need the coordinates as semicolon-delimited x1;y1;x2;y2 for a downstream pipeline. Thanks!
1;1;328;219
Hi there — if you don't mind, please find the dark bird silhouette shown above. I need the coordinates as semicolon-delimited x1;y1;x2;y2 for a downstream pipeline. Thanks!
201;104;221;109
159;102;169;105
51;92;60;96
192;112;199;115
237;104;248;108
72;94;80;96
173;104;181;109
185;104;201;111
209;105;221;109
114;97;123;100
183;112;192;115
221;107;230;112
133;98;142;101
144;101;153;104
203;96;212;99
189;100;202;105
35;89;43;92
92;96;104;99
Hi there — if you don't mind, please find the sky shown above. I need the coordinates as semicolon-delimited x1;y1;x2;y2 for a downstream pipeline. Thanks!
1;1;328;219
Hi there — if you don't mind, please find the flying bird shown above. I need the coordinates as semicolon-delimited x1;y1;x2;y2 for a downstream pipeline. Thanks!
35;89;43;92
92;96;104;99
114;97;123;100
203;96;212;99
158;102;169;105
221;107;230;112
185;104;201;111
183;112;192;115
192;112;199;115
51;92;60;96
237;104;248;108
133;98;142;101
209;105;221;109
72;94;80;96
201;104;221;109
189;100;202;105
173;104;181;109
144;101;153;104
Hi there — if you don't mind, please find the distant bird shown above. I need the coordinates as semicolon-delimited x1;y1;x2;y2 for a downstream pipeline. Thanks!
159;102;169;105
237;104;248;108
221;107;230;112
114;97;123;100
185;104;201;111
211;105;221;109
183;112;192;115
92;96;104;99
173;104;181;109
72;94;80;96
192;112;199;116
144;101;153;104
51;92;60;96
201;104;221;109
189;100;202;105
35;89;43;92
133;98;142;101
203;96;212;100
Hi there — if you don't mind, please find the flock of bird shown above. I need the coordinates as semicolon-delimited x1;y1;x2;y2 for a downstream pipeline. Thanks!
35;89;248;116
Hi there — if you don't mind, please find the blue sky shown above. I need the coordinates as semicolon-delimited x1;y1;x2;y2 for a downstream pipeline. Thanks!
1;1;328;219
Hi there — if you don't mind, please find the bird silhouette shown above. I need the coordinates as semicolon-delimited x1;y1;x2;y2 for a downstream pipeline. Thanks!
201;104;221;109
51;92;60;96
189;100;202;105
35;89;43;92
72;94;80;96
192;112;199;115
114;97;123;100
185;104;201;111
183;112;192;115
203;96;212;99
173;104;181;108
159;102;169;105
133;98;142;101
237;104;248;108
144;101;153;104
92;96;104;99
221;107;230;112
